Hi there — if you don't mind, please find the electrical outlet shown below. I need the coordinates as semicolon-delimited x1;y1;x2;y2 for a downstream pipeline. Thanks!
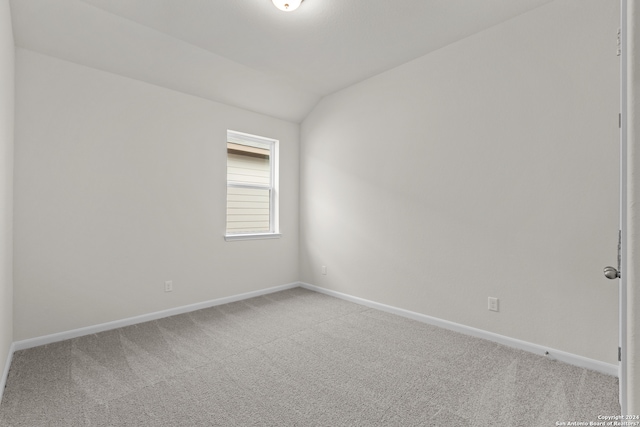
165;280;173;292
488;297;499;312
321;265;327;275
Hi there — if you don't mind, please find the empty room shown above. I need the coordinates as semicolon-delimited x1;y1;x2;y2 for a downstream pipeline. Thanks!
1;0;640;425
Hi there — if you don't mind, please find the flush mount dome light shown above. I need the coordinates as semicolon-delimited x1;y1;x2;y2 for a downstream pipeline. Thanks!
272;0;302;12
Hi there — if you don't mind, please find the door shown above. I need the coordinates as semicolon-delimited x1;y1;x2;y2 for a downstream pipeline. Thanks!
618;0;627;414
606;1;627;413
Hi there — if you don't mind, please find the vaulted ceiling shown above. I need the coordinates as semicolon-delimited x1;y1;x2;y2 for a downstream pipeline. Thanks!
10;0;555;122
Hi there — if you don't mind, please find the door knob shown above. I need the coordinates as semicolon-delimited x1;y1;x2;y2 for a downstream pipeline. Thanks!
604;266;620;280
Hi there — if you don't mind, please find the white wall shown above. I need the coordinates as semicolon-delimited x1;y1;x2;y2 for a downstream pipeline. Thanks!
0;0;13;372
13;49;299;340
627;0;640;414
301;0;620;364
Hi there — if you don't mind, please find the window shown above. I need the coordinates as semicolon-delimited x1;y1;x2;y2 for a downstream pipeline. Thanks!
225;130;279;241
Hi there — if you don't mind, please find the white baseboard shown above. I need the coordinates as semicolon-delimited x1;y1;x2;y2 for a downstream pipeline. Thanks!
0;342;15;404
6;281;618;381
13;282;300;352
299;282;619;377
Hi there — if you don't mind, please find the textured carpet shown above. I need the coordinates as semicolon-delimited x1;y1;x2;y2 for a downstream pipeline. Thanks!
0;287;620;426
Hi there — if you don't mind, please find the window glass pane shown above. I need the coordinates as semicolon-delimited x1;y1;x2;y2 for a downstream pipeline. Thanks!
225;130;277;238
227;135;271;151
226;187;271;233
227;142;270;186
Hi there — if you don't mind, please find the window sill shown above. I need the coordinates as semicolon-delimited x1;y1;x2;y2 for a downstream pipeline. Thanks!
224;233;282;242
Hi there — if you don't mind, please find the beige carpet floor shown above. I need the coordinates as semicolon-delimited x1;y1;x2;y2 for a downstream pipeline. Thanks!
0;287;620;426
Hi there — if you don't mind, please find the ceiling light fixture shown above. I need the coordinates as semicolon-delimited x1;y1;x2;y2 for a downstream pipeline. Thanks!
272;0;302;12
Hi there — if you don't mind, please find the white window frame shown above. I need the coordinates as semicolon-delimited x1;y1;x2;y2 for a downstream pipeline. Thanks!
224;130;280;241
